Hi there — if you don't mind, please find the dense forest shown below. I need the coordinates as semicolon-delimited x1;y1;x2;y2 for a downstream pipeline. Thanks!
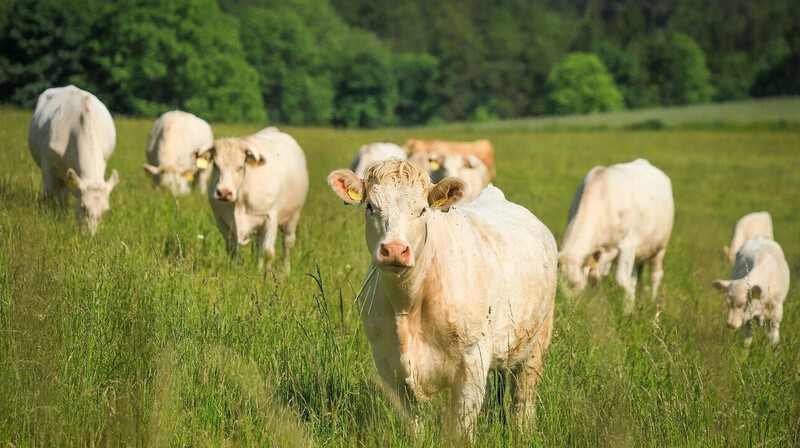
1;0;798;127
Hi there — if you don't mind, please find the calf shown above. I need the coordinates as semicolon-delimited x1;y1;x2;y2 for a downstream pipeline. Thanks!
327;160;557;436
28;85;118;235
195;128;308;272
713;237;790;346
558;158;674;314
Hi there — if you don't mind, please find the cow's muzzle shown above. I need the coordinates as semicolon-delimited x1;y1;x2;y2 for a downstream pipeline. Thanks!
377;241;413;267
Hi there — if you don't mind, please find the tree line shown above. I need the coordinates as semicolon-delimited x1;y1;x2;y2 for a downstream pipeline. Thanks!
1;0;798;127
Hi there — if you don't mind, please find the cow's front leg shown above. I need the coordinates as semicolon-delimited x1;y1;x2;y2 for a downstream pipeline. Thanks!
450;347;491;439
258;215;279;270
615;245;637;314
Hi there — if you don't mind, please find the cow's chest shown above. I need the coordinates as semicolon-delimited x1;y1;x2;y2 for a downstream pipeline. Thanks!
396;315;459;402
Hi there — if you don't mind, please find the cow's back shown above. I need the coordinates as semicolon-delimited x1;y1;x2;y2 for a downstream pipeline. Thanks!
29;85;115;176
733;237;791;301
576;159;673;253
442;187;558;366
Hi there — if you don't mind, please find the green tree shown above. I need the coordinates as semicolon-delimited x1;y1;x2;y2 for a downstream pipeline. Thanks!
394;52;439;125
333;34;398;128
80;0;265;122
639;32;714;106
0;0;84;107
547;52;625;115
239;7;333;125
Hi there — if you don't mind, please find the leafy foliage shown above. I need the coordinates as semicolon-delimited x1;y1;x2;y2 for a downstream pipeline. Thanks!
547;52;625;114
1;0;798;125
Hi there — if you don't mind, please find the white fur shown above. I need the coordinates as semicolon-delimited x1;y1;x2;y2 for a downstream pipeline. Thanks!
714;237;790;346
202;128;308;272
350;142;406;178
558;158;674;314
328;161;557;437
724;211;774;262
143;110;214;196
28;85;118;235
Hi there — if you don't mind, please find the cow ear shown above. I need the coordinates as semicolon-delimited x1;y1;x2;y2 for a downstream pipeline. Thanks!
712;279;730;291
142;163;161;176
245;147;265;167
328;169;364;204
106;169;119;191
585;251;601;267
66;168;83;191
428;177;466;210
402;138;418;155
750;285;762;300
194;143;214;169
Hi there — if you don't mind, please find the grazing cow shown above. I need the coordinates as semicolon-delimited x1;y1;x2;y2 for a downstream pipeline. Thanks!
418;152;490;205
713;237;790;346
28;85;118;235
327;160;557;436
724;211;773;262
143;110;214;196
195;128;308;272
558;158;674;314
350;142;406;178
403;138;496;180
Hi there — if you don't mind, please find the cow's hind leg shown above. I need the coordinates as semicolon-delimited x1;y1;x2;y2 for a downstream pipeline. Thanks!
615;245;637;314
649;247;667;300
511;307;553;430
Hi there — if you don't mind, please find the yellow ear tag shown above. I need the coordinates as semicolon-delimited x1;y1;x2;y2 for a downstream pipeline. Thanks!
246;159;260;167
347;188;362;201
432;196;447;207
429;161;440;170
184;172;195;182
196;158;209;169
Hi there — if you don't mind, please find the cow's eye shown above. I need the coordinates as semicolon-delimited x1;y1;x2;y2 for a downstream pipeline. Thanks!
418;208;427;217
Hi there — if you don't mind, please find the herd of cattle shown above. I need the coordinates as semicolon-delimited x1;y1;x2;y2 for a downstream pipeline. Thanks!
26;85;791;436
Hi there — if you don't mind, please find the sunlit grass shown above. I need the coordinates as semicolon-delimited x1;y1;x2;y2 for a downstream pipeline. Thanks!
1;107;799;446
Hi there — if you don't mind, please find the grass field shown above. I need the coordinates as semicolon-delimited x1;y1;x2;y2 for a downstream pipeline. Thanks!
1;104;799;447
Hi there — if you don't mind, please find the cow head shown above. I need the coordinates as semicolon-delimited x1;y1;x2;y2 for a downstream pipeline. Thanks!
66;168;118;235
142;163;197;196
328;160;465;274
193;137;264;202
557;250;601;295
712;279;762;330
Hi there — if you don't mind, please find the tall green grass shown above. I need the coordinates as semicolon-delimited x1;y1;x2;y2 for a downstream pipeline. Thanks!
1;108;799;446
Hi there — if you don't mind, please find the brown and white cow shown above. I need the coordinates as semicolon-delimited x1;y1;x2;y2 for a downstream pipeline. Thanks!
713;237;790;346
195;128;308;272
327;160;557;436
143;110;214;196
558;158;674;314
403;138;496;180
724;211;774;262
28;85;118;235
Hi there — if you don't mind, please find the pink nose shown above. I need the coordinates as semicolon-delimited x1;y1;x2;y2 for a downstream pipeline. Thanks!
214;188;234;202
378;241;412;266
726;320;737;329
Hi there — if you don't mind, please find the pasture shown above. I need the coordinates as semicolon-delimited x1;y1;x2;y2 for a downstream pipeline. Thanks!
1;106;799;446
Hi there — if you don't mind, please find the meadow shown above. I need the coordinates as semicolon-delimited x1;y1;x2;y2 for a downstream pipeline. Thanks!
1;104;799;447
